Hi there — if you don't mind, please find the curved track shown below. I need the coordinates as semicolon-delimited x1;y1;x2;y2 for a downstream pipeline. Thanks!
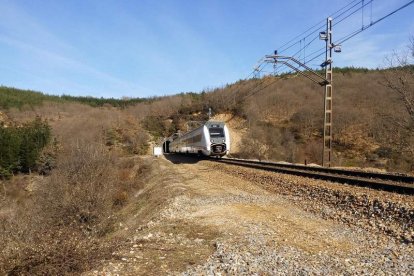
210;157;414;195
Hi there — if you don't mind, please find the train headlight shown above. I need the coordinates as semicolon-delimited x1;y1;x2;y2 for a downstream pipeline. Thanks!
222;139;225;142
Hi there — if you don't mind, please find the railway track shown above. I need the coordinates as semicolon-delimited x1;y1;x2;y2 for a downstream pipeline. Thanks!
211;157;414;195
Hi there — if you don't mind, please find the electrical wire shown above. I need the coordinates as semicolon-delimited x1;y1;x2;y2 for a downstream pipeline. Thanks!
269;0;414;76
247;0;370;80
241;0;414;101
279;0;372;71
337;0;414;45
278;0;362;53
333;0;373;27
289;34;320;61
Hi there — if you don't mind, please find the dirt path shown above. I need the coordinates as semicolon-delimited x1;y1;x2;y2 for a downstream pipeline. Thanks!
87;155;413;275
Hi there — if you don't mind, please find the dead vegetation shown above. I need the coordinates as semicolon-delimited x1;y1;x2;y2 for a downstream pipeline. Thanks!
127;65;414;172
0;102;151;275
0;142;119;274
5;64;411;172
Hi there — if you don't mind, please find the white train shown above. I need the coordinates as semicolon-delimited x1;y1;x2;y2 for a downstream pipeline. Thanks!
164;121;230;157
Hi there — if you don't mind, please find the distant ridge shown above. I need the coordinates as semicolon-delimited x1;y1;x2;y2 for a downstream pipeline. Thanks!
0;86;147;109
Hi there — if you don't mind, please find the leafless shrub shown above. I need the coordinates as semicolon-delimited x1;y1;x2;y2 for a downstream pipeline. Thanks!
7;101;92;123
1;93;157;274
42;142;117;229
123;130;150;154
1;226;115;275
304;140;323;165
383;52;414;125
0;142;123;274
379;36;414;169
291;106;322;141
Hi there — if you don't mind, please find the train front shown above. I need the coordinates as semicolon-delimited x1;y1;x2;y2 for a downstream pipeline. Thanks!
204;121;230;157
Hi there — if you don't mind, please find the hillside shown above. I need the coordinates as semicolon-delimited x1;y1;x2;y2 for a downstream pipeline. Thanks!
134;67;414;173
1;66;413;274
1;67;413;173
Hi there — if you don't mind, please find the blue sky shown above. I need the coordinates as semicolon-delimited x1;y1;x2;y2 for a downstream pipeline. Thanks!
0;0;413;98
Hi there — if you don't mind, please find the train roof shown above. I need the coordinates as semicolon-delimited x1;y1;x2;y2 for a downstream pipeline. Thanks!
168;120;226;141
204;121;226;127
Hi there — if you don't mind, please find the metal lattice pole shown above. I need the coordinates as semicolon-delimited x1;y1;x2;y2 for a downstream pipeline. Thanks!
322;17;333;167
265;19;335;167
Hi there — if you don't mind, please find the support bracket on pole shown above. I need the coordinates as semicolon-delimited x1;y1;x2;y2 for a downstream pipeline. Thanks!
264;55;329;86
265;17;337;167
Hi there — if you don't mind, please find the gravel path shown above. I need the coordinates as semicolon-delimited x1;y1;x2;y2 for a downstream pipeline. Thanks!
86;155;414;275
205;160;414;243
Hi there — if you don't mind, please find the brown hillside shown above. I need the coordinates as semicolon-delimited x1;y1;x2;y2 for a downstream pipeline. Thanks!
1;68;412;172
1;67;413;274
127;68;413;173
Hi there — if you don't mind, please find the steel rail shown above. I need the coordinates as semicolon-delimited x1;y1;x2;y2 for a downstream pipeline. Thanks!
211;157;414;195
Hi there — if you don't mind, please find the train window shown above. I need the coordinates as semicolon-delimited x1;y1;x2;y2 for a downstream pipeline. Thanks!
193;134;202;143
209;127;224;138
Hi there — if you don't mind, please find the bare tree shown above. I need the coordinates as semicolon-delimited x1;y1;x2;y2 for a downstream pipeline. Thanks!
381;36;414;161
383;36;414;126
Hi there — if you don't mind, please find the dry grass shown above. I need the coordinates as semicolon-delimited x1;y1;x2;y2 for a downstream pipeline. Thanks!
0;146;151;275
204;71;414;171
5;101;149;153
119;69;414;172
0;142;120;274
0;101;152;274
3;67;413;172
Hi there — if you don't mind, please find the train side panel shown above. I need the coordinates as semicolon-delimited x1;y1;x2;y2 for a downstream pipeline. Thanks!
168;121;230;157
169;125;207;154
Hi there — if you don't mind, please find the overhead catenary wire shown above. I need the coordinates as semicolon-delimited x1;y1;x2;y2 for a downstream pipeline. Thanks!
289;34;320;61
333;0;374;27
246;0;371;81
299;0;414;66
278;0;363;53
278;0;374;57
274;0;414;76
287;0;374;63
275;0;373;77
241;0;414;102
336;0;414;45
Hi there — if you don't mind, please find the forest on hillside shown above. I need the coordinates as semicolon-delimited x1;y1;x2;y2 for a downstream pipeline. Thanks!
0;86;148;109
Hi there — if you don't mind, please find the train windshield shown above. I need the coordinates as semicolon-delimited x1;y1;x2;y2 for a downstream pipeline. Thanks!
209;127;224;138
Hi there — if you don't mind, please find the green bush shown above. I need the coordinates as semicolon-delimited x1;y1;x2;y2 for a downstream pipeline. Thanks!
0;117;51;177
